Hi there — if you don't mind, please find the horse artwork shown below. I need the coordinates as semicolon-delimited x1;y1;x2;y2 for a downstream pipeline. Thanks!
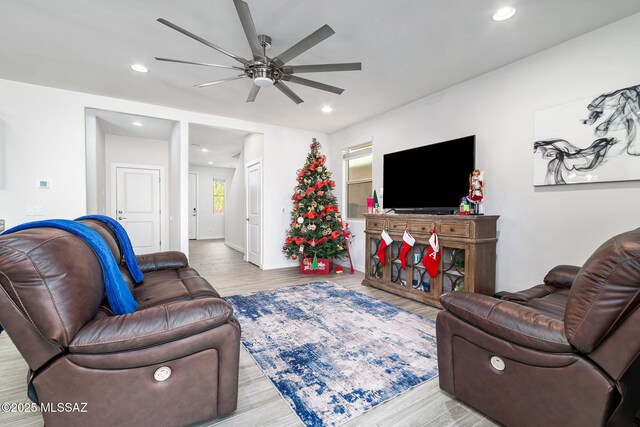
533;83;640;186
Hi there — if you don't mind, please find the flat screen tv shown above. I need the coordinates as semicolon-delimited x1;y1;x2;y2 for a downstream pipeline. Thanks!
383;135;475;213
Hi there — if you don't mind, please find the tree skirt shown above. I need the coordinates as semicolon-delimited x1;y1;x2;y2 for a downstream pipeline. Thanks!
225;281;438;427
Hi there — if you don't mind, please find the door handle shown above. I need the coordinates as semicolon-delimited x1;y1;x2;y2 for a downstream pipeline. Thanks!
118;217;127;220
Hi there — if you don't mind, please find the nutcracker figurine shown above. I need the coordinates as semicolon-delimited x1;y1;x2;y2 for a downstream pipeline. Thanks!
466;169;484;214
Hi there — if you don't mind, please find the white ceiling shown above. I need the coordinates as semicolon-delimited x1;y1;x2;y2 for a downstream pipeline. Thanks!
3;1;640;134
90;109;176;140
88;109;245;169
189;124;248;168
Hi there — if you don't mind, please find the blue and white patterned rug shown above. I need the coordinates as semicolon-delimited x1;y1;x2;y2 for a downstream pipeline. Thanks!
225;281;438;427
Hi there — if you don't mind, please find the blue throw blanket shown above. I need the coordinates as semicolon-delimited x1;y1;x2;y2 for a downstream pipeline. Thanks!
1;220;137;315
76;215;144;284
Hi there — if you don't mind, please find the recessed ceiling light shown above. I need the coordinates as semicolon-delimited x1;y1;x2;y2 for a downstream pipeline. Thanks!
321;106;333;113
131;121;143;127
492;7;516;21
201;148;209;152
208;162;213;165
130;64;149;73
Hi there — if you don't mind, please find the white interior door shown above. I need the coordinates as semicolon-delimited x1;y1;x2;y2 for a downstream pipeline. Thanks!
188;172;198;240
246;161;261;266
115;166;161;254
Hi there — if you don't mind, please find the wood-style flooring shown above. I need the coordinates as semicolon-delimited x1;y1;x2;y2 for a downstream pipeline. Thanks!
0;239;498;427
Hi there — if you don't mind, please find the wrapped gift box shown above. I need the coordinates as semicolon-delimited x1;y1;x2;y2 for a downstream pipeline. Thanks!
300;258;332;275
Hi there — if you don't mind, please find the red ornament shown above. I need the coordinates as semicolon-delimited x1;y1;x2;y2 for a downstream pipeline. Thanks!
292;254;298;260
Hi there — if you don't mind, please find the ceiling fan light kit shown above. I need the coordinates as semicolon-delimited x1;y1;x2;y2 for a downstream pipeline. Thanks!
155;0;361;104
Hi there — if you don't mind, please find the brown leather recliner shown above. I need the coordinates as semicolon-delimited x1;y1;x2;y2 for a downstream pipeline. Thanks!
436;228;640;427
0;224;241;427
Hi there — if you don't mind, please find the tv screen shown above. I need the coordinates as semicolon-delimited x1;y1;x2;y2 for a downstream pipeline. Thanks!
383;136;475;212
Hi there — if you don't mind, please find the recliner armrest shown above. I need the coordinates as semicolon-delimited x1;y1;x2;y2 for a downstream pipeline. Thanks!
70;298;233;354
439;292;572;353
543;264;581;288
136;251;188;273
497;264;581;303
499;284;550;302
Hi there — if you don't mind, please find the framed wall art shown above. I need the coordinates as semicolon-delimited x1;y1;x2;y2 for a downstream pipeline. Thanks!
533;83;640;186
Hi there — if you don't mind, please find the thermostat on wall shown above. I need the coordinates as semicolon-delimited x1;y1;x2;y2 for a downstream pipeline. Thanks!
38;180;50;189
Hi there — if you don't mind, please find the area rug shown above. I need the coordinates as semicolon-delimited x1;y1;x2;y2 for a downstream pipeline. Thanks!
225;281;438;427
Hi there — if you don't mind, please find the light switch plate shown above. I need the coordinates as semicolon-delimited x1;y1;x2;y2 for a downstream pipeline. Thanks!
38;180;50;189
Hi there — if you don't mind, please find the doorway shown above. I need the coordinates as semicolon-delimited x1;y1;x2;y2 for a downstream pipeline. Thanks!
85;108;179;253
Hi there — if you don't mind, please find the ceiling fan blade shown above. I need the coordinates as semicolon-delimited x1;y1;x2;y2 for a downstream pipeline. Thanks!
281;75;344;95
195;75;246;88
155;57;244;70
273;24;335;66
233;0;263;60
157;18;248;65
283;63;362;74
274;81;304;104
246;84;261;102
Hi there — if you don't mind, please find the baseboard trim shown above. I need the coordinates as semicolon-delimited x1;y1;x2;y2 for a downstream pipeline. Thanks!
197;235;224;240
224;241;245;254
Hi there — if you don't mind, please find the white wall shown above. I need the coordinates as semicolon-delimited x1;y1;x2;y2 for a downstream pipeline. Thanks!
244;133;263;164
84;113;106;215
329;13;640;291
0;79;327;265
168;122;183;251
95;119;106;214
0;117;5;190
85;112;98;213
0;83;87;225
224;150;245;253
189;165;234;239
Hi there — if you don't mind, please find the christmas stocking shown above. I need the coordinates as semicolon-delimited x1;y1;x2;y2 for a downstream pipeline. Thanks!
377;229;393;265
423;229;441;277
399;230;415;270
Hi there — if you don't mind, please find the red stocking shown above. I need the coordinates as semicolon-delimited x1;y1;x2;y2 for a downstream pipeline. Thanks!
377;229;393;265
399;230;415;270
422;229;441;277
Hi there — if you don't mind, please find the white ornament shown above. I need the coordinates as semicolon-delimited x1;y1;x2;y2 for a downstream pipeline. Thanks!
297;217;304;224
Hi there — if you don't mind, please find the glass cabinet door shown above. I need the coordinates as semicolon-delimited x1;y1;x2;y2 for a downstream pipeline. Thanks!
410;243;432;295
441;246;466;295
368;237;384;280
389;240;407;287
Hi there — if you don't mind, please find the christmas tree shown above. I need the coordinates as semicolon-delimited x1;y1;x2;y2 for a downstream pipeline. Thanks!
283;139;347;264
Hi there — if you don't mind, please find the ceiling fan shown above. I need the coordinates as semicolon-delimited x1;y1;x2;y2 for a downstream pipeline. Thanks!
155;0;361;104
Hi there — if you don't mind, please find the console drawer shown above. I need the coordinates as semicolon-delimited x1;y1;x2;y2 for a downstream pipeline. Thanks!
388;219;434;236
438;222;470;238
366;217;385;232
